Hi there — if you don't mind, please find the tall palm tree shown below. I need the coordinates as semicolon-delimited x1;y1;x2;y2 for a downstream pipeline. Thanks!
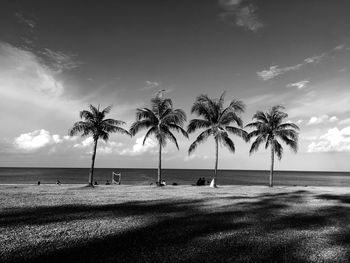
246;105;299;187
130;92;188;185
187;92;247;187
69;105;130;186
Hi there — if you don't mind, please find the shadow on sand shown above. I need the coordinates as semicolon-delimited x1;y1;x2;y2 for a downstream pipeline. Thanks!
2;190;350;263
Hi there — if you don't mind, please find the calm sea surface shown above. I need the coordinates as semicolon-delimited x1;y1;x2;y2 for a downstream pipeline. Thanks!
0;167;350;186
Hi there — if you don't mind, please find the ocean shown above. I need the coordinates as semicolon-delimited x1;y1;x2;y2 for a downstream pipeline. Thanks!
0;167;350;186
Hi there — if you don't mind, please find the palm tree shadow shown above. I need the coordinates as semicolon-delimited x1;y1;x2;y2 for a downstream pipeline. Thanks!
4;190;350;263
317;193;350;204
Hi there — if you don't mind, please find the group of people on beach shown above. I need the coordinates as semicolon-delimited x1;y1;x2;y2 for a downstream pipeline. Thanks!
196;177;208;186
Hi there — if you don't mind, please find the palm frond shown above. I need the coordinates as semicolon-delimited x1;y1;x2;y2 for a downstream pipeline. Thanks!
273;140;283;160
143;127;157;145
89;104;99;118
218;91;226;111
221;133;235;153
190;101;212;121
80;110;94;121
246;129;265;141
187;119;211;134
252;111;268;123
167;123;189;138
188;128;212;155
136;108;157;122
249;135;266;155
163;129;179;150
129;120;153;136
276;133;298;152
228;99;246;113
100;131;109;142
225;126;248;141
162;109;187;126
103;119;126;126
277;122;300;131
220;111;243;127
101;105;112;116
69;121;92;136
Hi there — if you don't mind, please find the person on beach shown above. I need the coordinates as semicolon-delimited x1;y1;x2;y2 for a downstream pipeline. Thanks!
94;181;98;185
196;177;205;186
105;180;110;185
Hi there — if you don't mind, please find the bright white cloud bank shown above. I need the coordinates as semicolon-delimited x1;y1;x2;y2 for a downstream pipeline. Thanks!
120;136;158;156
12;129;159;157
307;115;338;125
14;129;64;151
308;126;350;152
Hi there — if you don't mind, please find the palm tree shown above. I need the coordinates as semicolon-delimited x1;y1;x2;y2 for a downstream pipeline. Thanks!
187;92;247;187
246;105;299;187
69;105;130;186
130;92;188;185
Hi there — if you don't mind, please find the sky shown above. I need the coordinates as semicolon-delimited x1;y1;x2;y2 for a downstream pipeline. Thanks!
0;0;350;171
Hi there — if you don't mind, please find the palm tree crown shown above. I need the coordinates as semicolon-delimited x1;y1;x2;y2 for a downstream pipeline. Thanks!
246;105;299;158
187;92;247;187
69;104;130;186
187;92;247;154
69;105;130;141
129;93;188;184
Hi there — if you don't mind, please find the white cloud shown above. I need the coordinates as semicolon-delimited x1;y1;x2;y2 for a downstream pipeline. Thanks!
334;45;345;51
339;118;350;125
259;44;350;82
257;53;326;81
38;48;80;72
141;81;160;91
307;115;338;125
0;42;65;99
14;129;62;151
218;0;264;32
304;54;325;64
307;126;350;152
287;80;309;89
120;136;158;156
329;116;338;122
73;137;124;155
297;119;304;125
184;154;209;162
257;64;302;80
73;137;94;148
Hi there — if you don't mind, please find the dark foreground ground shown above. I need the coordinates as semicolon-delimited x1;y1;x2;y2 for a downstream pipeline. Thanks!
1;184;350;263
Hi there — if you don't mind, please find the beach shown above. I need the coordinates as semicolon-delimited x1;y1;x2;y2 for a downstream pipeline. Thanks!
1;184;350;262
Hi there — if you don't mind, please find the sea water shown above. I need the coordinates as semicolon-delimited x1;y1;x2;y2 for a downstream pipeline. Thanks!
0;167;350;186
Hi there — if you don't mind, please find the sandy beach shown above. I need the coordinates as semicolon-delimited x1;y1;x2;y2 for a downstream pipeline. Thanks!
1;184;350;262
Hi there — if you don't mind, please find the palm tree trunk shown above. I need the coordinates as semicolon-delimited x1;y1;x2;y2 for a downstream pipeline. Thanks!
157;142;162;185
211;137;219;188
89;139;98;187
270;143;274;187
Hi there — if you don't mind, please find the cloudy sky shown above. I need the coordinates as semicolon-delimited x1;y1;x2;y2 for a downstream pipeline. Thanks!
1;0;350;171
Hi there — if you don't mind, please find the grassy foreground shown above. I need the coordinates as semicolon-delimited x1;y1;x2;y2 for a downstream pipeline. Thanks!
1;184;350;263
